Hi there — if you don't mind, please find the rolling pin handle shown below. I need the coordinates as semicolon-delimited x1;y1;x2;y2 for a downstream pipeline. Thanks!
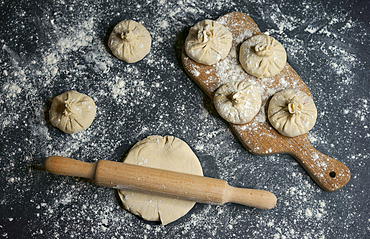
44;156;97;180
225;185;277;209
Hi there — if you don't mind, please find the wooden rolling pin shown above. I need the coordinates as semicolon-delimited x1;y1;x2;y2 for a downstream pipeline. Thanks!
44;156;277;209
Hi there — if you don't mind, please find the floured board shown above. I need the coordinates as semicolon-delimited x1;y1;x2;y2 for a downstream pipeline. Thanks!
182;12;350;191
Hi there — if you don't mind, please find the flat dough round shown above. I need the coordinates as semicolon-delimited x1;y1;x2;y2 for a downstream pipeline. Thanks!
239;34;286;78
108;20;151;63
118;135;203;225
214;81;262;124
185;19;232;65
268;89;317;137
49;90;96;134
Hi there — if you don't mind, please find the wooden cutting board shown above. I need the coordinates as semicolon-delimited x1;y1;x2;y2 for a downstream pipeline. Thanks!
181;12;350;192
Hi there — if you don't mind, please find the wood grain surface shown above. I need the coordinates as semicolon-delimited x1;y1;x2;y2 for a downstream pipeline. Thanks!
44;156;277;209
182;12;350;192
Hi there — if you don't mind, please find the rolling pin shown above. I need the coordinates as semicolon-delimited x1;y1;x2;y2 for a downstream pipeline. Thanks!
44;156;277;209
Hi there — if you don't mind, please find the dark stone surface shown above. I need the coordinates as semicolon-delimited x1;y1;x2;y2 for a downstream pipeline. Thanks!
0;0;368;238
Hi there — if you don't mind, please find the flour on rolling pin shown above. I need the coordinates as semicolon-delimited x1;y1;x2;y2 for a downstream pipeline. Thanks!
182;12;350;191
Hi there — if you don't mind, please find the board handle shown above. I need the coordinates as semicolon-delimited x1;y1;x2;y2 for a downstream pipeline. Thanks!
289;141;350;191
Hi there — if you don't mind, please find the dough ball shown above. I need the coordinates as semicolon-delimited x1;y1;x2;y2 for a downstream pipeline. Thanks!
214;81;262;124
239;34;287;78
108;20;151;63
268;89;317;137
185;19;232;65
49;90;96;134
118;135;203;225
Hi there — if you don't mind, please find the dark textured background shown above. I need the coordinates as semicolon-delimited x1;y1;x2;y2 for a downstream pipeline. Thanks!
0;0;369;238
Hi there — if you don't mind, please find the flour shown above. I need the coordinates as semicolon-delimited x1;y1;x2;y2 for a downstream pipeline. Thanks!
0;0;368;238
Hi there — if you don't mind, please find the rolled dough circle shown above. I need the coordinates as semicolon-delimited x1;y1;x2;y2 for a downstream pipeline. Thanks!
118;135;203;225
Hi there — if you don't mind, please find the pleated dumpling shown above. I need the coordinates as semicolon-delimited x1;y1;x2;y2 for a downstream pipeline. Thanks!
214;81;261;124
49;90;97;134
185;19;232;65
108;20;151;63
268;89;317;137
239;34;286;78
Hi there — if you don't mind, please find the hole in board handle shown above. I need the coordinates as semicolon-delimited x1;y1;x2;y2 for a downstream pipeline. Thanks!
329;171;336;178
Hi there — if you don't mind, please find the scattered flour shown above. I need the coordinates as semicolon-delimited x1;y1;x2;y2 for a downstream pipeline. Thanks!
0;0;368;238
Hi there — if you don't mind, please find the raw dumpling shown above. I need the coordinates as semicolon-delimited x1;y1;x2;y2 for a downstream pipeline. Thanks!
268;89;317;137
185;19;232;65
214;81;262;124
49;90;97;134
239;34;286;78
117;135;203;225
108;20;151;63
